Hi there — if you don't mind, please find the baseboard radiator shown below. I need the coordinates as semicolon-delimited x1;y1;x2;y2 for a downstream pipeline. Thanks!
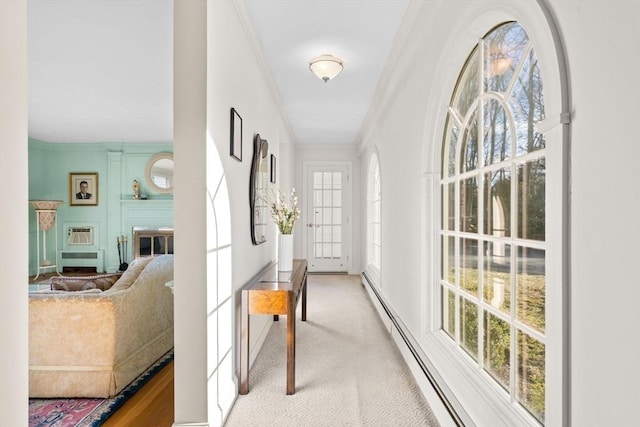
361;271;469;427
57;249;104;272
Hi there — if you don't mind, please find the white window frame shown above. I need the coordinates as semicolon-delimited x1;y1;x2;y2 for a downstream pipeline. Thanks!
419;5;569;427
442;21;549;423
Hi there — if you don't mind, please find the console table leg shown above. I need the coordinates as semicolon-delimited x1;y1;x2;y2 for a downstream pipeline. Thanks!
302;274;307;322
240;290;249;394
286;290;296;395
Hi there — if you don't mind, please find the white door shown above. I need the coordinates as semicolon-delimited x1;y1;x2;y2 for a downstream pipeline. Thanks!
304;163;351;272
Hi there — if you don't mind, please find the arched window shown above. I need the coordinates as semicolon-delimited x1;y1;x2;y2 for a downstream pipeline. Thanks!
440;22;546;423
367;152;381;276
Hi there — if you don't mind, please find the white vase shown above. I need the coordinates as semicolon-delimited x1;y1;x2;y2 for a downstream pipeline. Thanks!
278;233;293;271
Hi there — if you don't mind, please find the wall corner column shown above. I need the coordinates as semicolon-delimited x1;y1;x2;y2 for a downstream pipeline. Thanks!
174;0;209;423
0;0;28;424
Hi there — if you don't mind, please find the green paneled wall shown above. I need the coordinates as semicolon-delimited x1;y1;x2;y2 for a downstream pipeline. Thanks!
28;139;173;275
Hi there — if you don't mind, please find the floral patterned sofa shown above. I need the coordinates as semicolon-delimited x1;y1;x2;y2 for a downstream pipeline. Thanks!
28;254;174;398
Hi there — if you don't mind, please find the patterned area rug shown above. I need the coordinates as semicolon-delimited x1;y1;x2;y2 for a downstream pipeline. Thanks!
29;350;173;427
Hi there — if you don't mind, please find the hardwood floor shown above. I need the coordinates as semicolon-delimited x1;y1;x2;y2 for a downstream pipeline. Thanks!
102;361;174;427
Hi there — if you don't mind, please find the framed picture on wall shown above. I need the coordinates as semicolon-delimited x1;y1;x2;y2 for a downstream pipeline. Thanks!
230;108;242;161
270;154;276;183
69;172;98;206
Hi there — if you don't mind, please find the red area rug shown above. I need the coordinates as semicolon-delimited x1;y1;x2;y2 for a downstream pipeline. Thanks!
29;350;173;426
28;399;103;426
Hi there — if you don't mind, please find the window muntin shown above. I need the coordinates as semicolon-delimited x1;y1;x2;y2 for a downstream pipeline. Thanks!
440;22;546;424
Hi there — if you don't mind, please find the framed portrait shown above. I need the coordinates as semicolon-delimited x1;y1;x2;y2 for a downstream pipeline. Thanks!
230;107;242;161
69;172;98;206
270;154;276;183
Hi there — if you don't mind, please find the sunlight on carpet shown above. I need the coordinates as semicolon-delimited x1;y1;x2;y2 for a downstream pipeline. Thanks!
29;349;173;427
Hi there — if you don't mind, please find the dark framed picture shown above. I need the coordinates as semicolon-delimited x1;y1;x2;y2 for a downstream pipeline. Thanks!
230;108;242;161
270;154;276;183
69;172;98;206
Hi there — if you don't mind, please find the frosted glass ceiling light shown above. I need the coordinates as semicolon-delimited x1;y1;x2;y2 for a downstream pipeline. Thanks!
309;54;344;83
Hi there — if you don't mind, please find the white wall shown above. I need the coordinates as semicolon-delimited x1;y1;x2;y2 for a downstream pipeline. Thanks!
207;0;291;285
556;2;640;426
278;122;295;194
208;0;295;398
0;1;28;424
175;0;294;424
357;0;640;426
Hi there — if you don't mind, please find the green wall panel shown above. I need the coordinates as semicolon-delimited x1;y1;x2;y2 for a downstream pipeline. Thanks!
28;139;173;275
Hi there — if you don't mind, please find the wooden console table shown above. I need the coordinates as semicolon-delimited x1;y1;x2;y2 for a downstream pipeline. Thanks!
240;259;308;395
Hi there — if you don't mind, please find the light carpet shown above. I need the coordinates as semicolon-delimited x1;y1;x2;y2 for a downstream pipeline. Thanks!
224;274;440;427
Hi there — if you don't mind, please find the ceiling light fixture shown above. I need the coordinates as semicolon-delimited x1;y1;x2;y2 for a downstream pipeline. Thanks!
309;54;344;83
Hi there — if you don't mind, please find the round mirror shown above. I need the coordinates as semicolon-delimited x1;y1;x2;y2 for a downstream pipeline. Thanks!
145;152;174;194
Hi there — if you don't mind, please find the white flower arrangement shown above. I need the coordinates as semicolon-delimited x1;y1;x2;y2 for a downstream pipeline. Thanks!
262;186;301;235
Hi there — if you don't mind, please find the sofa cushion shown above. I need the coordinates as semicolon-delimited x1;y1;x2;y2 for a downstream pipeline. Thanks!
50;273;122;291
108;256;154;292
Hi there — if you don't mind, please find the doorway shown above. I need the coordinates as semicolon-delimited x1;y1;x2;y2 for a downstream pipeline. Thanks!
303;162;352;273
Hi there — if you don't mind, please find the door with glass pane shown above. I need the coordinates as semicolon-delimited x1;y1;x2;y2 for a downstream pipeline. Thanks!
305;164;350;272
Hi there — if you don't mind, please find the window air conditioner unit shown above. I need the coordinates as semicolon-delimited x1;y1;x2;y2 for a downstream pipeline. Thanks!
67;227;94;245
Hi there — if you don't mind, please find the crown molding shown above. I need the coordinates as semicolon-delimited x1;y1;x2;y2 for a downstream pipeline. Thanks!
231;0;297;144
356;0;424;155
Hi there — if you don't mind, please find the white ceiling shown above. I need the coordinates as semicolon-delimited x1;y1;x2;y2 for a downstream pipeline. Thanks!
243;0;409;145
27;0;409;145
28;0;173;143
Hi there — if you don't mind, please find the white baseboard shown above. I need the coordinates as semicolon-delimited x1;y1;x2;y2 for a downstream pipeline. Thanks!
360;272;466;427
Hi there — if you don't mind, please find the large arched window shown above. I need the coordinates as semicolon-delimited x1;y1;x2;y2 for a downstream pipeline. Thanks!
440;22;546;423
367;152;381;276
